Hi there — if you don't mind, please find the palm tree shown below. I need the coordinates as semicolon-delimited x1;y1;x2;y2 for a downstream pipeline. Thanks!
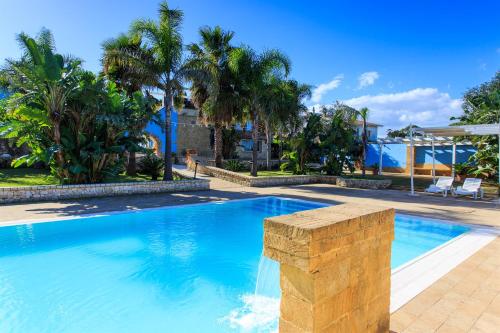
101;33;145;96
229;47;290;176
260;78;312;170
357;107;370;177
1;28;81;179
185;26;240;167
260;77;286;170
111;1;185;180
262;79;311;169
101;33;161;176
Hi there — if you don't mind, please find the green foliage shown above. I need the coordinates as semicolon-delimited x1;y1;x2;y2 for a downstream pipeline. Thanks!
228;46;291;176
1;29;162;184
386;125;422;138
452;72;499;179
280;151;304;175
281;104;359;176
454;162;473;176
223;159;245;172
221;127;241;159
357;107;369;176
138;151;164;180
127;1;186;181
320;104;359;176
184;26;240;167
282;113;322;174
1;2;313;184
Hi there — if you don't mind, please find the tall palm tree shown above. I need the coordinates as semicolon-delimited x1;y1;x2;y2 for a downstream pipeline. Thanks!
229;47;290;176
101;34;162;176
261;79;311;169
111;1;185;180
357;107;370;177
185;26;240;167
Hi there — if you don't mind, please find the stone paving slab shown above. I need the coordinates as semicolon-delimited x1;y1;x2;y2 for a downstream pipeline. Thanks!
390;237;500;333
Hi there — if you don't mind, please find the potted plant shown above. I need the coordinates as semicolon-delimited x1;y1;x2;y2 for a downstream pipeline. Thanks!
371;163;380;175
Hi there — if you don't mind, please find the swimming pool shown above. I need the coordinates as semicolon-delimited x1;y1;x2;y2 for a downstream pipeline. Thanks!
0;197;469;333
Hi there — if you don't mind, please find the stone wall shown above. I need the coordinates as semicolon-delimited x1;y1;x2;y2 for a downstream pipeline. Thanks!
186;155;336;187
336;177;392;189
175;112;213;157
0;177;210;204
264;204;395;333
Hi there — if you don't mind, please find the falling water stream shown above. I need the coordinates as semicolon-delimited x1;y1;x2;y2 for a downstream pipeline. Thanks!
254;254;281;299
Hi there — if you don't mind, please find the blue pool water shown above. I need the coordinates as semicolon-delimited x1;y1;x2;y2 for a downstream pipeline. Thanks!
0;197;469;333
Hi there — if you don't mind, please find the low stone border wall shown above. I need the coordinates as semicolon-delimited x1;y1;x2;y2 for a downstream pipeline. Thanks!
0;177;210;204
187;155;336;187
336;177;392;189
248;174;337;187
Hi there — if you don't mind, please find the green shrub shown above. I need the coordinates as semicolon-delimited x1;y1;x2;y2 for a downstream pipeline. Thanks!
280;151;305;175
138;152;164;180
224;160;245;172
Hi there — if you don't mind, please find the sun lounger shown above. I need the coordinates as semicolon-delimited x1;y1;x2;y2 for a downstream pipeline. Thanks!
425;176;454;197
453;178;484;199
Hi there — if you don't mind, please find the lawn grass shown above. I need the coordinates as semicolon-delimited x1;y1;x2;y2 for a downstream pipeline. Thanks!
0;168;156;187
0;168;58;187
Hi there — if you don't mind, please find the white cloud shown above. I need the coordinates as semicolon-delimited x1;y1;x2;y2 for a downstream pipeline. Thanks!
311;75;344;103
341;88;462;135
358;71;380;89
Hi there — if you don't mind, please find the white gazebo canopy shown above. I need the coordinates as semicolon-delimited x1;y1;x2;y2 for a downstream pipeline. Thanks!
375;124;500;195
406;124;500;195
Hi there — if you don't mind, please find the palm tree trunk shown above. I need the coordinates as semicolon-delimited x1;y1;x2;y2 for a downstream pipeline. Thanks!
214;123;223;168
265;119;272;170
127;151;137;176
362;121;367;177
251;112;259;177
163;94;173;181
278;132;283;168
53;121;68;179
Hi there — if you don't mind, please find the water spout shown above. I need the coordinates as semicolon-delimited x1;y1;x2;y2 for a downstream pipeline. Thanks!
254;253;281;299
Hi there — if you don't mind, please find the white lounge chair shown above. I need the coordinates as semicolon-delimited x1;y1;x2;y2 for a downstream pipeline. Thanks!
453;178;484;199
425;176;454;197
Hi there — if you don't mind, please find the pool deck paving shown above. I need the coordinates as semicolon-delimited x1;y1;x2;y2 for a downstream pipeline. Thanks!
0;173;499;332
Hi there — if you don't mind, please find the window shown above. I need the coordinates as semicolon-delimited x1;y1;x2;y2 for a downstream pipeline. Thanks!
240;139;262;152
240;139;253;151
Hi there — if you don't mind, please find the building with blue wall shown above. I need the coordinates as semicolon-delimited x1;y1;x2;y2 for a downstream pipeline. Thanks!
365;142;477;175
366;143;407;170
144;101;213;158
144;106;178;154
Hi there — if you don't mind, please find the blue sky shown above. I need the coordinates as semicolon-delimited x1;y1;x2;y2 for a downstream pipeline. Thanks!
1;0;499;134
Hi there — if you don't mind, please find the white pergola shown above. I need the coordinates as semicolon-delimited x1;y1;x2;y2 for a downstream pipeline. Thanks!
375;123;500;195
407;124;500;195
376;136;472;181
